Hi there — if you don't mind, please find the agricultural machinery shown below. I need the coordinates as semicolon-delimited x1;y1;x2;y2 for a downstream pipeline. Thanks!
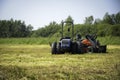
51;20;106;54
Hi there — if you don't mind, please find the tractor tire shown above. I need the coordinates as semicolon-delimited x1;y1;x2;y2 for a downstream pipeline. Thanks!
57;44;65;54
87;46;94;53
99;45;107;53
51;42;57;54
93;48;99;53
76;42;81;53
71;42;78;54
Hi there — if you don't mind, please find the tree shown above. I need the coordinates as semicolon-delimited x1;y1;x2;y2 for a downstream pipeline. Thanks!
84;16;94;25
96;23;111;36
115;12;120;24
65;15;73;26
103;12;114;24
32;21;61;37
65;15;73;22
0;19;33;38
94;18;102;24
111;24;120;36
27;24;33;37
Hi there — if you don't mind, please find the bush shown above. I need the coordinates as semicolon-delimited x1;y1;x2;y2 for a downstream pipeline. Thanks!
111;24;120;36
96;24;111;37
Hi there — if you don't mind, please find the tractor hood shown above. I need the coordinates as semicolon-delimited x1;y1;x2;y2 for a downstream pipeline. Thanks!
61;39;71;48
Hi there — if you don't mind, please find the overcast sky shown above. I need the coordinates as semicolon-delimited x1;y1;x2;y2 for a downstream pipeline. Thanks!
0;0;120;30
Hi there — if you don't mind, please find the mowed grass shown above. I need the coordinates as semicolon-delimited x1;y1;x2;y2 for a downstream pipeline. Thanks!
0;45;120;80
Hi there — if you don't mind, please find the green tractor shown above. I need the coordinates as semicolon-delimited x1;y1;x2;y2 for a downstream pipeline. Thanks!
51;20;106;54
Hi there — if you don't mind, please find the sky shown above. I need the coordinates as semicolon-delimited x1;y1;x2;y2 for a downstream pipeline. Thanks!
0;0;120;30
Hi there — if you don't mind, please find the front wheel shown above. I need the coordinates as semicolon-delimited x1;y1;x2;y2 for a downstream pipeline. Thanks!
51;42;57;54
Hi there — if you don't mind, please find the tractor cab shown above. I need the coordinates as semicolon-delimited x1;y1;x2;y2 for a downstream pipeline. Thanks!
51;20;74;54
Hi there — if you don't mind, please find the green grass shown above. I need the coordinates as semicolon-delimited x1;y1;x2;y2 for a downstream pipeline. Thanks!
0;37;59;45
0;36;120;45
97;36;120;45
0;44;120;80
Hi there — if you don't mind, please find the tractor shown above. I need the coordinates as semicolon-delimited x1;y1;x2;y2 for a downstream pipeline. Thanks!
51;20;106;54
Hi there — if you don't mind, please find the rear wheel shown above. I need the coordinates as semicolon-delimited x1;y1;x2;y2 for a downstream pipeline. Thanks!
99;45;107;53
51;42;57;54
71;42;78;54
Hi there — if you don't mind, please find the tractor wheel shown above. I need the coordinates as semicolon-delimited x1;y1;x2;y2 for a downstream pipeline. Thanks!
87;46;94;53
76;42;81;53
71;42;78;54
57;44;65;54
93;48;99;53
99;45;107;53
51;42;57;54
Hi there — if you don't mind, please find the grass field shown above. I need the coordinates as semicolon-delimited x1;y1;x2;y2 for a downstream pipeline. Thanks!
0;44;120;80
0;36;120;45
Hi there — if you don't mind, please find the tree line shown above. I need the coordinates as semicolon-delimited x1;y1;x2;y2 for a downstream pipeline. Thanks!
0;19;33;37
0;12;120;38
32;12;120;37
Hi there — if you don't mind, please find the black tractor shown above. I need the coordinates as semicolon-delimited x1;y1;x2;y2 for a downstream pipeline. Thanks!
51;20;106;54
